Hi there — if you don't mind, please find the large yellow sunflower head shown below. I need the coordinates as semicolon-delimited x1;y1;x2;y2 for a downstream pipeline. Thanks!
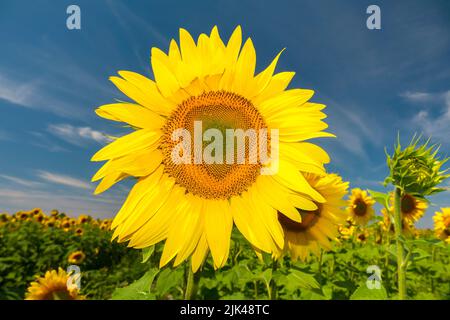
433;208;450;244
273;173;348;261
92;26;333;271
347;188;375;226
25;268;83;300
68;251;86;265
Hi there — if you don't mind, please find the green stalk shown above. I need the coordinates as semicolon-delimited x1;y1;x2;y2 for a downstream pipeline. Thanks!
393;187;407;299
184;262;196;300
269;260;278;300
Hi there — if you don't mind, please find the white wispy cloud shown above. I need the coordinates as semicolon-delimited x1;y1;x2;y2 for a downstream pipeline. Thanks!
0;174;43;187
400;91;446;104
36;170;91;190
0;73;80;117
404;90;450;143
47;124;111;146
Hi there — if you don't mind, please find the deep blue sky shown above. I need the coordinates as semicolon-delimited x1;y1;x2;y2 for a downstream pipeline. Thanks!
0;0;448;227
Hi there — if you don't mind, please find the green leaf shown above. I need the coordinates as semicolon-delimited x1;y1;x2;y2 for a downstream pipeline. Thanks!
350;283;387;300
368;190;390;209
258;268;272;286
155;268;184;296
288;269;320;290
141;246;155;263
111;268;159;300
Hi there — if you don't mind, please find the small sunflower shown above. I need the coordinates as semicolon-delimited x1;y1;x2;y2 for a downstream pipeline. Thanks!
347;188;375;226
273;173;348;261
34;213;45;223
393;192;427;224
25;268;83;300
92;26;334;271
433;208;450;244
380;207;415;236
356;229;370;243
68;251;86;265
45;218;57;228
100;219;112;230
338;225;355;240
30;208;43;216
16;211;29;221
77;214;90;224
50;209;59;217
74;228;84;236
61;219;72;230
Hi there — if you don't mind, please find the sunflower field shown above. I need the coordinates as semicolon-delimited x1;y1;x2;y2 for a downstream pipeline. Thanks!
0;205;449;300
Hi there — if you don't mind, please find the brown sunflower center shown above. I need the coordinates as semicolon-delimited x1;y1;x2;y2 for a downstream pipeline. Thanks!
277;205;322;232
161;91;268;199
401;194;416;215
353;199;368;216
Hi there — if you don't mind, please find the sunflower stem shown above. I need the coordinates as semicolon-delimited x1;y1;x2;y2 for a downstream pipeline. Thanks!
393;187;407;299
269;260;278;300
184;262;196;300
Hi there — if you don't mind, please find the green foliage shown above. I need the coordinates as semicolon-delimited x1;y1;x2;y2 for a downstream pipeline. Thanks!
1;219;449;300
0;220;147;300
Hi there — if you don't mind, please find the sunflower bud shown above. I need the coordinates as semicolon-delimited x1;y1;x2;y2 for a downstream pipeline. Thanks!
384;135;449;197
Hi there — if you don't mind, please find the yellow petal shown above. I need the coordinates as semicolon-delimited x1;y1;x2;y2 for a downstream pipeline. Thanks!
96;103;164;130
91;129;160;162
204;199;232;269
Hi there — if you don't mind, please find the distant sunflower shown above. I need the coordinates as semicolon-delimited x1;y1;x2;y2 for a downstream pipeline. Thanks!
16;211;29;221
381;208;415;236
25;268;83;300
433;208;450;244
347;188;375;226
74;228;84;236
338;225;355;240
77;214;90;224
356;229;369;243
30;208;43;216
61;219;71;230
273;173;348;261
92;26;333;271
395;193;427;224
68;251;86;264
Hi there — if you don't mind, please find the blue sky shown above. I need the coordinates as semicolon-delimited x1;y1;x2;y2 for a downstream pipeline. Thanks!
0;0;448;227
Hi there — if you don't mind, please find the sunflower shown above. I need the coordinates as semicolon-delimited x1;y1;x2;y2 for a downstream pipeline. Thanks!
61;219;71;230
347;188;375;226
77;214;90;224
25;268;84;300
16;211;29;221
338;225;355;240
92;26;333;271
433;208;450;244
74;228;84;236
272;173;348;261
356;229;370;243
100;219;112;230
50;209;59;217
30;208;43;216
391;192;427;224
381;208;415;236
68;251;86;265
